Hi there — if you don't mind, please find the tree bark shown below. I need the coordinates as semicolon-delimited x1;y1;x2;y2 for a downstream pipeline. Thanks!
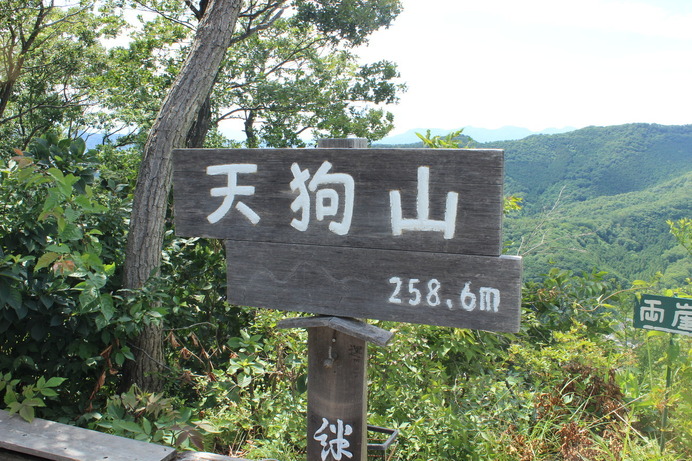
186;95;213;148
121;0;242;392
244;109;258;148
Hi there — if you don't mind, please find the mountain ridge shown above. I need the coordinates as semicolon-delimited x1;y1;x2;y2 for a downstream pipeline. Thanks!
493;123;692;283
493;123;692;210
375;125;577;144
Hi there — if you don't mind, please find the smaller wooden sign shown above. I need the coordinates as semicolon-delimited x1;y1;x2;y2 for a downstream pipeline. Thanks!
227;241;522;332
634;294;692;336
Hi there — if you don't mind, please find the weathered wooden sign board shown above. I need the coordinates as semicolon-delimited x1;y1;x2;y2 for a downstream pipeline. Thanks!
174;149;504;255
634;293;692;336
173;147;522;333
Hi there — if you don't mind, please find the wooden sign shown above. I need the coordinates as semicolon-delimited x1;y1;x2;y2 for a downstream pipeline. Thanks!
173;148;504;256
634;294;692;336
226;241;521;332
173;147;522;333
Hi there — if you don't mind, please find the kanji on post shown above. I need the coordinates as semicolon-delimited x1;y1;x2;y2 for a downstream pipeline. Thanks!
313;417;353;461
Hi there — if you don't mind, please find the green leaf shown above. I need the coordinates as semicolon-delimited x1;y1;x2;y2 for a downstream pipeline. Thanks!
45;244;70;254
46;167;64;181
237;373;252;388
30;323;47;341
39;388;58;397
70;138;86;156
113;420;144;434
19;404;35;422
59;223;83;241
194;422;220;433
35;252;60;272
4;388;18;405
6;287;22;310
45;377;66;387
64;206;81;222
23;397;46;408
646;330;666;338
12;300;29;321
104;263;116;276
100;294;115;322
120;346;134;361
296;374;308;394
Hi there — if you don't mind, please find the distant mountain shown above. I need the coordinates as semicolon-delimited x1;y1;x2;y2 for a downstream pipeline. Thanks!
375;125;576;145
495;123;692;284
491;123;692;210
504;170;691;284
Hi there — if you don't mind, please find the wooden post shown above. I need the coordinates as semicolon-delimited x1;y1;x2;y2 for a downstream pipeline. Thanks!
277;317;392;461
308;138;369;461
308;327;367;461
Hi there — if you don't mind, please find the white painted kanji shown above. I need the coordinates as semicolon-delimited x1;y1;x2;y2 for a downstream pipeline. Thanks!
206;164;260;225
390;166;458;239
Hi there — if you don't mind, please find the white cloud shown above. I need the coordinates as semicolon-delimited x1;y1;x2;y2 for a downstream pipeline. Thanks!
358;0;692;133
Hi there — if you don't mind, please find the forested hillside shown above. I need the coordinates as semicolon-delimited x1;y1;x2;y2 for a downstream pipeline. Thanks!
494;123;692;212
491;124;692;283
504;171;691;283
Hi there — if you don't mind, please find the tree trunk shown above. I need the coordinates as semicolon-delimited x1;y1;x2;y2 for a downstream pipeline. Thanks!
121;0;242;392
186;95;213;148
0;80;14;120
244;109;258;148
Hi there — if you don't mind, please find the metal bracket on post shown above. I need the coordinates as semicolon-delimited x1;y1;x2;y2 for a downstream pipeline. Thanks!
277;316;393;461
367;425;399;460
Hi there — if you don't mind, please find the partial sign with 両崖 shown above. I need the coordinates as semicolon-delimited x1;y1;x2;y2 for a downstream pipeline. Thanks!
634;293;692;336
173;148;522;332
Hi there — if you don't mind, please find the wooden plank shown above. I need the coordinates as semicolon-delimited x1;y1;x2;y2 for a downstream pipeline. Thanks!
276;316;394;347
307;327;368;461
173;148;504;257
227;241;522;332
0;410;177;461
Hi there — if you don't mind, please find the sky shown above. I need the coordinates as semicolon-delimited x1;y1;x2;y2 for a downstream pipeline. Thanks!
355;0;692;135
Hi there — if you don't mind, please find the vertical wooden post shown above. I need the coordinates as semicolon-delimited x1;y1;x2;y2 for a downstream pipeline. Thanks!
311;137;368;461
277;316;393;461
304;138;366;461
307;327;368;461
